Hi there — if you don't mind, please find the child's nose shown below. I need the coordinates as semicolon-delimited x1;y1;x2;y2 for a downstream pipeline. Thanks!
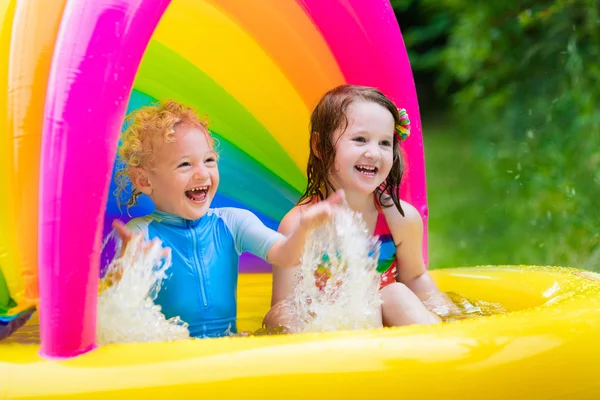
193;165;210;180
364;145;380;160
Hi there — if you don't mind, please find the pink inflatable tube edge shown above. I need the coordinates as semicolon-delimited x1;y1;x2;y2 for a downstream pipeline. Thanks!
38;0;171;359
298;0;429;264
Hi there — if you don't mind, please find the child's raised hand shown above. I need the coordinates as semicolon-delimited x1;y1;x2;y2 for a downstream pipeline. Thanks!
267;190;346;268
105;220;170;288
299;189;345;229
112;219;135;250
112;219;170;259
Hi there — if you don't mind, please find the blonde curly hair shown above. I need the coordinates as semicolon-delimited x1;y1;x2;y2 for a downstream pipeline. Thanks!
114;100;215;212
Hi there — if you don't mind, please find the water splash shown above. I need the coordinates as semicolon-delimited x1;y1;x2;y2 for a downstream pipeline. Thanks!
97;233;190;344
425;291;507;322
282;207;383;333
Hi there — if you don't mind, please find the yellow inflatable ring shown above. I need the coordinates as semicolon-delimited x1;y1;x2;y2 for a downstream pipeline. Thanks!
2;266;599;399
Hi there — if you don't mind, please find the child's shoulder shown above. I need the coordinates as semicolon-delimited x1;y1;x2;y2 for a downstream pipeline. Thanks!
381;197;423;237
208;206;255;220
208;207;265;229
399;200;422;222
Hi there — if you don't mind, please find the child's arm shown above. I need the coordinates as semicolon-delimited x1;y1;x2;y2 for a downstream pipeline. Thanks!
388;203;460;315
266;191;344;267
263;206;309;331
270;208;304;306
225;191;345;269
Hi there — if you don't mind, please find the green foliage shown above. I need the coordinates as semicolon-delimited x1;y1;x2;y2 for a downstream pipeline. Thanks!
392;0;600;270
392;0;453;80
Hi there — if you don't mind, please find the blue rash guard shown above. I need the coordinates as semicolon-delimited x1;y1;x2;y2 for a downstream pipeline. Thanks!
126;207;283;338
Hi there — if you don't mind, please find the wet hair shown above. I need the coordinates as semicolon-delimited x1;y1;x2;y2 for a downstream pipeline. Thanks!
299;84;406;215
114;100;214;211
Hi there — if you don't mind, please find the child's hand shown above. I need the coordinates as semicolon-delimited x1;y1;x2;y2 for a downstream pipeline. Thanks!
108;220;170;285
112;219;136;253
112;219;170;258
267;190;345;268
423;291;463;319
299;189;345;229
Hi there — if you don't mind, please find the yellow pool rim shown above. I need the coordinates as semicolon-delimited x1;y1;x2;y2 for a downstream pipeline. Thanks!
1;265;599;399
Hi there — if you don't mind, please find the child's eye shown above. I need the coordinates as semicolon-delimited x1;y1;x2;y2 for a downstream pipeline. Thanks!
205;157;216;164
353;136;366;143
380;140;392;147
178;161;191;168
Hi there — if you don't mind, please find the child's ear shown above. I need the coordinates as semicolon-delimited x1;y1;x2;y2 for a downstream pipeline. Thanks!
130;167;152;195
311;132;321;159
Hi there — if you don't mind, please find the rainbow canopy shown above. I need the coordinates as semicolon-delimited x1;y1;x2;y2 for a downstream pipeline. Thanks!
0;0;427;357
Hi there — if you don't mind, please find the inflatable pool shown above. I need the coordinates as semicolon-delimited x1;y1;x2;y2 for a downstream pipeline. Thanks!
1;1;599;398
2;266;600;398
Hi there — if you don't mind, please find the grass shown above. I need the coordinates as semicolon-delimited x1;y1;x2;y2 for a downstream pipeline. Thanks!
423;120;490;269
422;118;599;272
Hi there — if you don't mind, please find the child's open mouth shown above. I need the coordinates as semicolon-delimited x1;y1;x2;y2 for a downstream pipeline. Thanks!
355;165;378;177
185;186;209;203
